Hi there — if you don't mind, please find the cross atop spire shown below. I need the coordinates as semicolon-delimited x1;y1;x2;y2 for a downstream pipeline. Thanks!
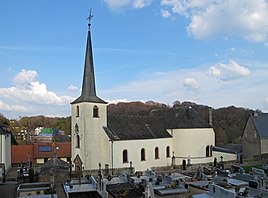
87;9;94;29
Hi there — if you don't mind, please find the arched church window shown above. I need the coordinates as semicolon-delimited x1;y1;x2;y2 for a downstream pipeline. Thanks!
122;149;128;163
93;106;99;118
76;135;80;148
76;106;79;117
166;146;170;158
155;147;159;159
141;148;146;161
206;145;210;157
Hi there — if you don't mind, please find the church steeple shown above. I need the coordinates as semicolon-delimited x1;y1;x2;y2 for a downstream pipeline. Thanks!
71;12;106;104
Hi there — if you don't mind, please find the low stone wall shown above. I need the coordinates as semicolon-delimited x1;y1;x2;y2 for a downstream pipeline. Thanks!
81;167;135;177
79;159;243;178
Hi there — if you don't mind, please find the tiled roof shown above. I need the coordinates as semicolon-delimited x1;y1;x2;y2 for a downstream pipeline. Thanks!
39;128;58;136
33;142;71;158
104;115;172;141
213;146;237;154
12;142;71;164
41;157;70;170
12;145;34;164
104;106;212;141
250;113;268;138
224;144;242;154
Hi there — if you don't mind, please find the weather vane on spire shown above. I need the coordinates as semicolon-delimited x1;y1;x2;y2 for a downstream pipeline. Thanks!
87;9;94;28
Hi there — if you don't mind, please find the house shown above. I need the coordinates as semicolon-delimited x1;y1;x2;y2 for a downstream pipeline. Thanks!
33;142;71;164
71;17;236;172
12;142;71;165
15;129;27;141
242;112;268;159
0;126;11;171
30;127;70;143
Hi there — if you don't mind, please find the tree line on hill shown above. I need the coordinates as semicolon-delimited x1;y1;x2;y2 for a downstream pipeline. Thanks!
0;101;258;146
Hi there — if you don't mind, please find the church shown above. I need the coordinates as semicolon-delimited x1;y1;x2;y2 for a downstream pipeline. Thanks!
71;17;236;172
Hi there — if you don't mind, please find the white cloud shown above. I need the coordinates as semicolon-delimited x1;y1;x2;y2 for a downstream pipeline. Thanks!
0;100;29;112
106;0;130;11
208;60;250;81
208;66;221;77
228;48;236;52
161;9;171;18
101;61;268;113
161;0;215;17
184;77;200;90
68;84;78;91
133;0;152;9
107;98;130;104
13;69;38;87
161;0;268;43
0;69;73;106
105;0;152;11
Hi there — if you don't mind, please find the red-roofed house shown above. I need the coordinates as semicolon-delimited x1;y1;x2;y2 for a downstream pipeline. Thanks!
12;142;71;165
33;142;71;164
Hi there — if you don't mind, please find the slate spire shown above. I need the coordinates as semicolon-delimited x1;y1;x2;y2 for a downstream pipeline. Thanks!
71;12;106;104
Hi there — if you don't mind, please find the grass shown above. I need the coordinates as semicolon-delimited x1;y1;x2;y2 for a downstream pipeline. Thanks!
241;164;263;172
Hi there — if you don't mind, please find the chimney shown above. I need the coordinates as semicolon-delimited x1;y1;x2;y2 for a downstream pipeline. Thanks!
209;107;213;126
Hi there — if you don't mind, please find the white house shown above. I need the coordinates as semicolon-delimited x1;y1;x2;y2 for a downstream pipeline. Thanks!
0;126;12;172
71;18;236;172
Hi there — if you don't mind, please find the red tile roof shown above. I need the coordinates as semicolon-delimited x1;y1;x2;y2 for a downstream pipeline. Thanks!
12;142;71;164
12;145;34;164
33;142;71;158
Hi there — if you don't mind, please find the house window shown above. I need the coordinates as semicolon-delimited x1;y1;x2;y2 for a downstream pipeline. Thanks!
76;135;80;148
38;145;52;152
254;131;257;138
93;106;99;118
76;106;79;117
166;146;170;158
123;149;128;163
155;147;159;159
141;148;146;161
206;145;210;157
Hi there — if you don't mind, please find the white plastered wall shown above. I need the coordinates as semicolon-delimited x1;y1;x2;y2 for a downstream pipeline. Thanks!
213;151;237;162
113;138;173;172
71;102;110;170
168;128;215;165
261;139;268;154
5;134;11;171
0;134;11;171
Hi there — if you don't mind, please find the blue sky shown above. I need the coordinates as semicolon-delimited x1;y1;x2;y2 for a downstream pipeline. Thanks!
1;0;268;119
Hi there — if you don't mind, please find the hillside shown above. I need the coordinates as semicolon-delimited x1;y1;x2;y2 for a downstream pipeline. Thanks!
108;101;254;146
0;101;257;146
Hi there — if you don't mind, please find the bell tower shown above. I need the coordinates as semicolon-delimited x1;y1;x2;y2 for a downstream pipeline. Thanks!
71;12;109;171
